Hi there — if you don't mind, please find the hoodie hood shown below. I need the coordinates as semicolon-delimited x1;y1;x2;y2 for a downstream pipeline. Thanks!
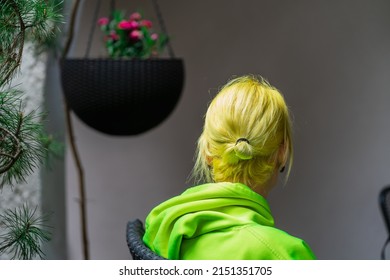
143;182;274;259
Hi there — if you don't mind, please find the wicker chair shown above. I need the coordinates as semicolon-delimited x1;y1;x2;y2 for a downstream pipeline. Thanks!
126;219;166;260
380;186;390;259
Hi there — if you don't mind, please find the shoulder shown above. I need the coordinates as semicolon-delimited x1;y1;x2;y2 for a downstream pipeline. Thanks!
180;223;315;260
239;224;316;260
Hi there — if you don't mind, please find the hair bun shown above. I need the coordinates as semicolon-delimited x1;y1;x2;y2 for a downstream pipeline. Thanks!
234;139;253;160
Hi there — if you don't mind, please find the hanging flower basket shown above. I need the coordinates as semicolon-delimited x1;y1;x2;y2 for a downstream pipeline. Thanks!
60;58;184;135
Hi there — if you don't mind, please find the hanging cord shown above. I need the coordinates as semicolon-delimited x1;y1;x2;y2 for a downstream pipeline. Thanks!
381;237;389;260
151;0;175;58
61;0;81;60
85;0;102;58
60;0;90;260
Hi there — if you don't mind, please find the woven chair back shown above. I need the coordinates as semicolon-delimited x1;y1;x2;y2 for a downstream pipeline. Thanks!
380;185;390;259
126;219;166;260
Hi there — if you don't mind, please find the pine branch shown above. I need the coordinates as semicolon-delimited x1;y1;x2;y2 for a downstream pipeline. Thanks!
0;90;48;187
0;0;64;260
0;0;64;186
0;126;22;173
0;0;25;87
0;0;63;86
0;205;51;260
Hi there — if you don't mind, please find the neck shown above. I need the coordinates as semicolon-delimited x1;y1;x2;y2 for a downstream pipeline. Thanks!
250;169;279;199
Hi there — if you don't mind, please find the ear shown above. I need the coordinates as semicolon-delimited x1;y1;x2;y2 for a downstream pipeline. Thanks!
206;155;213;166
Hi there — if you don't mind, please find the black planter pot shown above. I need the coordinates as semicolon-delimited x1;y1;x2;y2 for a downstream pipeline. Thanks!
60;58;185;136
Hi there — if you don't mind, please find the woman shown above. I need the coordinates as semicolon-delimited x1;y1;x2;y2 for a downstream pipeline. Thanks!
143;75;315;260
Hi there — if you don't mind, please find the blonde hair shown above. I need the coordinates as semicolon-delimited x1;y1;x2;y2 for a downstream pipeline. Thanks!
191;75;293;188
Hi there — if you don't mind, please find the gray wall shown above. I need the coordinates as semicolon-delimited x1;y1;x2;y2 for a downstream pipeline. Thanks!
42;52;67;259
63;0;390;259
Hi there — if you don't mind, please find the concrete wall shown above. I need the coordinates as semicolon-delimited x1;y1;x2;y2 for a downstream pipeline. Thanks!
64;0;390;259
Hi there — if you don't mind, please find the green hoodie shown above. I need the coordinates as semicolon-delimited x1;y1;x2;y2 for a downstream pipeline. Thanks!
143;182;315;260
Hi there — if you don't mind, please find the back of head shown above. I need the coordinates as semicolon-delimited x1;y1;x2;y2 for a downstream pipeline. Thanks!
192;75;293;189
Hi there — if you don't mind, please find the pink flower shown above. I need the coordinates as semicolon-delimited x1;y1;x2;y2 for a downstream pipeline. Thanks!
110;31;119;41
118;20;139;30
130;30;143;40
151;33;158;40
129;12;142;21
140;20;152;28
97;17;109;26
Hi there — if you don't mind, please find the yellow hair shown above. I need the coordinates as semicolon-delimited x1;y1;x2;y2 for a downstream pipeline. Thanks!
191;75;293;188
